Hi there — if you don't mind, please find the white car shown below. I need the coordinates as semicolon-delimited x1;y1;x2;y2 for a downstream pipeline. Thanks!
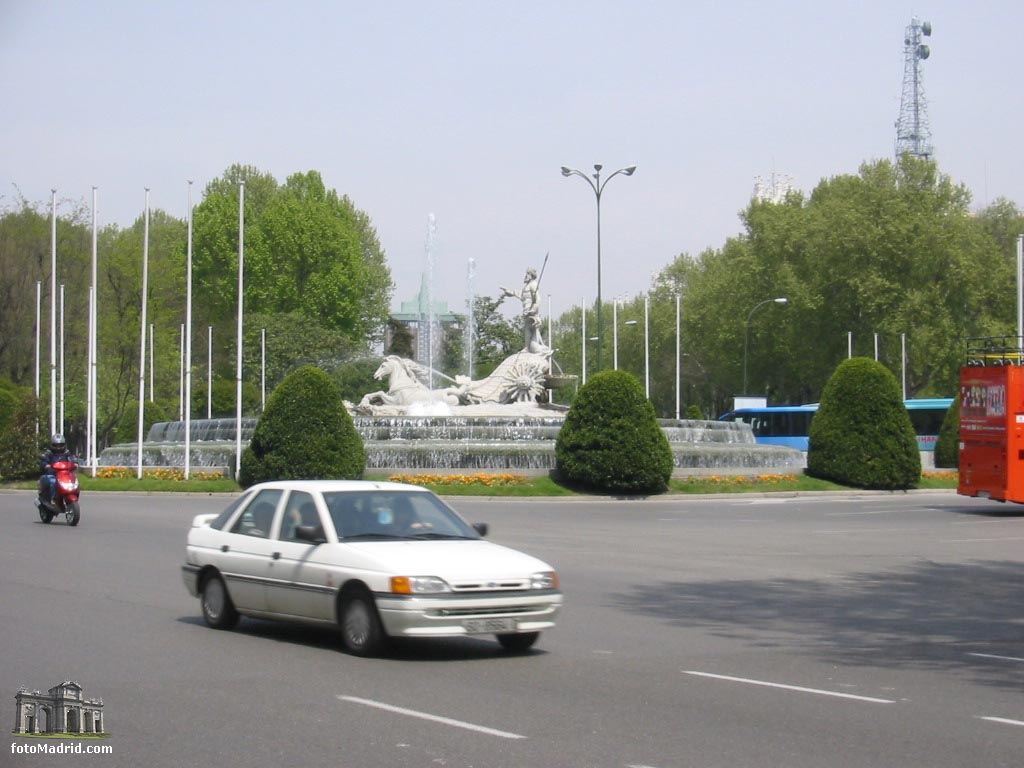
182;480;562;655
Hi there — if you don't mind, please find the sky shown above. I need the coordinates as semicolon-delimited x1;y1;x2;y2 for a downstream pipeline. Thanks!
2;1;1022;322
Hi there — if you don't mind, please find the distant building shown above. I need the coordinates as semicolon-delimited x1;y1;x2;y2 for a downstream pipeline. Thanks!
386;276;461;367
752;172;795;204
14;681;105;735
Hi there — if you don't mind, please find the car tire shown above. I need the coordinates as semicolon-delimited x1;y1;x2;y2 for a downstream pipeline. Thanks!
200;573;239;630
340;592;385;657
496;632;539;653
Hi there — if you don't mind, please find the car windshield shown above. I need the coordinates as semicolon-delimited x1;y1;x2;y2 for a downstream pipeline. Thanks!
323;491;479;541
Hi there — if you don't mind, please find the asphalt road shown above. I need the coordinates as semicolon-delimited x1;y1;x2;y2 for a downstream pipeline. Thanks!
2;489;1023;768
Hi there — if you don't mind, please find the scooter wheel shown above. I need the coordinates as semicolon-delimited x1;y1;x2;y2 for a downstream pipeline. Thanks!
38;506;54;524
65;500;81;527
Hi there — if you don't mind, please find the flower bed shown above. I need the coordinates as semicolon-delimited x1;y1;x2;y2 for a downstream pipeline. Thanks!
388;473;530;487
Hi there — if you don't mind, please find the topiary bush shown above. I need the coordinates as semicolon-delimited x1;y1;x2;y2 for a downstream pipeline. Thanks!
685;404;704;420
555;369;673;494
807;357;920;489
238;365;365;488
934;396;960;469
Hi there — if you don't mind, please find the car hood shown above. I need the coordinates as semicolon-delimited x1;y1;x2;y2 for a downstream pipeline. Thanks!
340;539;553;579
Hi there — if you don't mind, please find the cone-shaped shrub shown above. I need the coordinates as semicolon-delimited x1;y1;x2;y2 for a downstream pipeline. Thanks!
239;365;365;488
934;396;960;469
807;357;920;489
555;369;673;494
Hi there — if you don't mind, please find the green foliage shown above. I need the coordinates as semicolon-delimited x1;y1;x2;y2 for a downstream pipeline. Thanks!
0;392;44;480
241;312;359;394
193;166;392;348
685;404;704;420
807;358;920;489
191;378;261;420
472;296;520;378
385;318;414;358
332;359;381;403
934;396;960;469
238;366;365;488
555;369;673;494
0;377;26;434
108;400;173;446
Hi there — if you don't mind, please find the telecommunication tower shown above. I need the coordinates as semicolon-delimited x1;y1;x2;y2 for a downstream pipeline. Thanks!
895;17;934;160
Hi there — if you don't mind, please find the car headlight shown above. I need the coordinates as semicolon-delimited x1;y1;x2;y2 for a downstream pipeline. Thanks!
531;571;559;590
390;576;452;595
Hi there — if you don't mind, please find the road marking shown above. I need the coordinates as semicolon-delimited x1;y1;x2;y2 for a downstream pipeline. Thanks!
968;652;1024;663
337;695;527;740
940;537;1024;543
825;509;897;516
682;671;895;704
978;716;1024;728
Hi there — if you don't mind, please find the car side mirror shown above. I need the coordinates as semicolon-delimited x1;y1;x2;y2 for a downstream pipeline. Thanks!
472;522;488;538
296;524;327;545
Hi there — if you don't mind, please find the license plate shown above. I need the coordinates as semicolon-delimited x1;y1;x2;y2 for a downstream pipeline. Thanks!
463;618;516;634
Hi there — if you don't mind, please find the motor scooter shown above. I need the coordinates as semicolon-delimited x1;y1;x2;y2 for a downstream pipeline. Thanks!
35;459;81;526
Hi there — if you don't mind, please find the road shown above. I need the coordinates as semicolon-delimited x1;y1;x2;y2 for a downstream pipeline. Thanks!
2;489;1023;768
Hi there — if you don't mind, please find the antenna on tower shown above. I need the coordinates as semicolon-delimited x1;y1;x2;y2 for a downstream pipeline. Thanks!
895;17;934;161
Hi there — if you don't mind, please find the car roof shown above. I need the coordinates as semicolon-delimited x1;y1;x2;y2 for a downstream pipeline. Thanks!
245;479;431;494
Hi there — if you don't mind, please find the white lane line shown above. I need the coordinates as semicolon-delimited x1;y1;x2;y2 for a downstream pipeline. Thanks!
825;509;897;516
978;716;1024;728
682;671;895;704
337;695;527;740
941;536;1024;543
968;652;1024;663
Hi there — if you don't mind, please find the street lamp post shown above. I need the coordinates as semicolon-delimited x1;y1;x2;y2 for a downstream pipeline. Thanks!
743;297;788;395
561;163;636;372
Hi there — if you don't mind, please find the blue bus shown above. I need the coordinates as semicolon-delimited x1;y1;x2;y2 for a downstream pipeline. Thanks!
719;398;953;451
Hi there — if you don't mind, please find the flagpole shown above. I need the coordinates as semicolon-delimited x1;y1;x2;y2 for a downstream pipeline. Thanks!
59;283;65;432
90;186;98;475
185;181;194;479
235;181;245;481
50;189;57;436
136;189;150;479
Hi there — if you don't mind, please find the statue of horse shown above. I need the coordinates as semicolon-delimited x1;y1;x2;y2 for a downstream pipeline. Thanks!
358;356;462;407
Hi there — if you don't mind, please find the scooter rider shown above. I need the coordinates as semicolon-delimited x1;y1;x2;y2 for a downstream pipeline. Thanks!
39;433;76;505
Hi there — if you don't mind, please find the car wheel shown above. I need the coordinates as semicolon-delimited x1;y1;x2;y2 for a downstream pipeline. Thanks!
200;573;239;630
340;592;385;657
496;632;539;653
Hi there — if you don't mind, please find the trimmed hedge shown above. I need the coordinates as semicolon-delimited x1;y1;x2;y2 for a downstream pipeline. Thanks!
555;369;673;494
807;357;920;489
934;396;960;469
238;365;365;488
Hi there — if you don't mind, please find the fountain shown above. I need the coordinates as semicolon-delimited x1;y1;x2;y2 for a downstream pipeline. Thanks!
97;262;803;476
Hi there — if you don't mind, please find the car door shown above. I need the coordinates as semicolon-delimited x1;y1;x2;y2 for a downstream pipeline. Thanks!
219;488;284;613
265;490;336;621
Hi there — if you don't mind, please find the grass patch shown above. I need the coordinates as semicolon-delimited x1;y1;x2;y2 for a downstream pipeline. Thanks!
2;470;959;496
2;474;239;494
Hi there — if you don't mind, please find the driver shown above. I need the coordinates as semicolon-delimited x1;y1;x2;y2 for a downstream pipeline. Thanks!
39;433;76;506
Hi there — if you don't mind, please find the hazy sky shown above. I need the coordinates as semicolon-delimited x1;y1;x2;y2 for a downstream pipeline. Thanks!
3;1;1021;321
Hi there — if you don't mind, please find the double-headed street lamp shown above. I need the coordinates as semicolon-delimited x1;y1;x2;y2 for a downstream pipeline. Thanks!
743;297;789;395
561;163;636;372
